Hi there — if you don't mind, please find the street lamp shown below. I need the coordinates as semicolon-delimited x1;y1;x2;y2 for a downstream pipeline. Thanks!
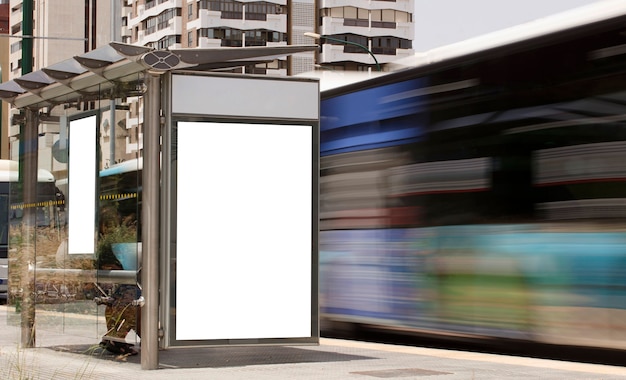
304;32;381;72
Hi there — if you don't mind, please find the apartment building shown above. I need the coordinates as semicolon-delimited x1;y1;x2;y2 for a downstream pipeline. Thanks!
126;0;414;74
125;0;316;75
0;0;8;158
6;0;122;170
8;0;415;82
316;0;414;70
8;0;114;79
5;0;414;170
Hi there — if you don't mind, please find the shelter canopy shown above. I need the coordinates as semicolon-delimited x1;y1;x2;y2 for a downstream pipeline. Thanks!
0;42;317;109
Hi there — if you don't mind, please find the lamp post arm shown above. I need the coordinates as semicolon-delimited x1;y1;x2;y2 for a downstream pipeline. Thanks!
320;35;381;72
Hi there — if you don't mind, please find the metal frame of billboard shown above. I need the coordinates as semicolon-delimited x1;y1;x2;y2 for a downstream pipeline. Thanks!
162;71;319;347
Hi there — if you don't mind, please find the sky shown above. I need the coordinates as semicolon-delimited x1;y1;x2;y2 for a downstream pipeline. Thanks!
413;0;606;51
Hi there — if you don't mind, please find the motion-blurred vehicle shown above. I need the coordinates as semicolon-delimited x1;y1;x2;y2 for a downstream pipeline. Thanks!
319;4;626;350
0;159;58;304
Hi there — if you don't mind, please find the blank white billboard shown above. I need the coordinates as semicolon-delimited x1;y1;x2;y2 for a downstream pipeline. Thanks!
67;115;97;254
176;121;312;340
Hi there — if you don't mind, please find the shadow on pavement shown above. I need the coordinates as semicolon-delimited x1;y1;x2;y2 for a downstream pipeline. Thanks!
49;344;376;369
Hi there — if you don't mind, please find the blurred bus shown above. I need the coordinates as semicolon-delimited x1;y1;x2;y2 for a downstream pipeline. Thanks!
319;4;626;350
0;160;58;303
97;158;142;271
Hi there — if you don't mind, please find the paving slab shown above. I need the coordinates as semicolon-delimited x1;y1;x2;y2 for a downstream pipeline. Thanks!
2;305;626;379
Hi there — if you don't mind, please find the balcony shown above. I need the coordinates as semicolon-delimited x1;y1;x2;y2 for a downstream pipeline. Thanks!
190;9;286;33
130;0;182;27
139;16;182;45
318;43;413;64
320;16;413;39
319;0;413;12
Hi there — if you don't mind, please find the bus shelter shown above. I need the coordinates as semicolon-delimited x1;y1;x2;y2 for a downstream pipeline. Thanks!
0;43;320;369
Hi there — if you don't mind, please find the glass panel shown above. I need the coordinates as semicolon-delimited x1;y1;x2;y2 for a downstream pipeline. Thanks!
396;11;408;23
41;113;99;340
95;100;142;353
344;6;357;19
0;193;8;304
6;94;142;354
371;9;381;22
96;153;141;351
330;7;342;18
382;9;394;22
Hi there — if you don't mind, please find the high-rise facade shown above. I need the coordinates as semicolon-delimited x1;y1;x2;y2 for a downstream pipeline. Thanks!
314;0;414;71
4;0;415;169
125;0;414;74
125;0;318;76
8;0;416;82
8;0;113;79
0;0;9;158
7;0;118;169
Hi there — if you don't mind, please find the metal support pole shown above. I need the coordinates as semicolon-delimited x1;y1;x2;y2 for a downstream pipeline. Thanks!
141;73;161;369
109;0;120;167
0;65;3;159
18;0;35;348
160;73;172;348
20;108;38;348
109;102;116;166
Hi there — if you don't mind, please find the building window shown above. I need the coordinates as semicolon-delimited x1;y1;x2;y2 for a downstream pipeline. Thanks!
371;36;411;55
146;34;181;49
343;7;367;27
245;2;282;21
145;17;157;35
197;28;287;47
188;4;193;19
325;34;369;54
371;9;398;28
382;9;395;22
145;0;167;10
396;11;410;23
10;41;21;54
199;0;243;20
244;29;287;46
158;8;181;30
198;27;286;47
143;8;181;35
12;59;22;72
343;6;356;19
199;28;242;46
322;7;411;29
188;30;193;46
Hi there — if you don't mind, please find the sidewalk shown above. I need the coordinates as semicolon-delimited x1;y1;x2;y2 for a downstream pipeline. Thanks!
2;306;626;379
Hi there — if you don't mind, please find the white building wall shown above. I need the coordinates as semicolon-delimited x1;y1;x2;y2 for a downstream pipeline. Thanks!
321;0;413;12
190;10;286;33
131;0;301;73
316;0;415;69
35;0;85;69
291;0;316;75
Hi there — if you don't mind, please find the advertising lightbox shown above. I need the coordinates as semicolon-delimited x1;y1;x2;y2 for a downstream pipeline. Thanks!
176;121;312;340
169;73;319;345
67;114;97;255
